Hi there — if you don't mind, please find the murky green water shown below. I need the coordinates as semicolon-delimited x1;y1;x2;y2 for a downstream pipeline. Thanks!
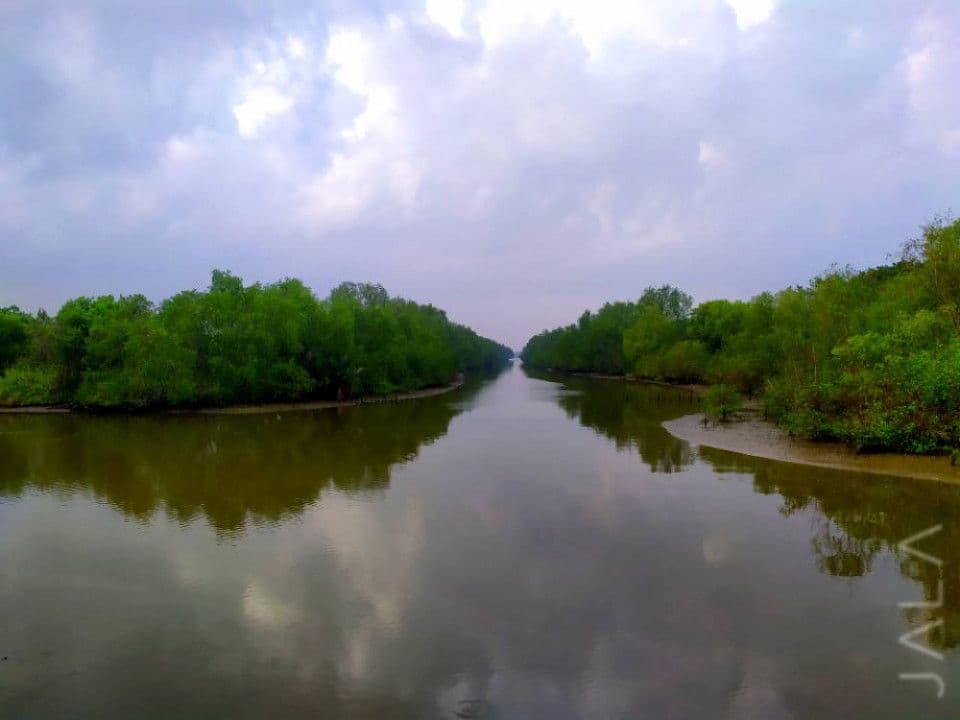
2;364;959;719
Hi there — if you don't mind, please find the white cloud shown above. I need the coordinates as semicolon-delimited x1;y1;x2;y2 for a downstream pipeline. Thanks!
231;35;319;139
326;28;400;142
297;24;422;231
326;29;372;95
697;140;729;171
425;0;468;38
286;34;309;60
163;135;206;166
233;86;295;138
726;0;775;31
477;0;704;57
300;151;376;228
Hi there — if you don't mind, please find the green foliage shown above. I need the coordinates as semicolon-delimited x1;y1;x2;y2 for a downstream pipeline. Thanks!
521;286;693;375
521;216;960;455
0;365;58;406
0;271;512;409
624;305;679;377
903;215;960;331
703;384;743;423
0;307;32;374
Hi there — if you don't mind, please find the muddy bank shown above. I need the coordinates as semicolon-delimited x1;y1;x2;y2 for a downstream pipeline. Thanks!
0;381;464;417
0;405;70;414
182;381;465;415
558;371;767;410
663;412;960;483
564;371;708;394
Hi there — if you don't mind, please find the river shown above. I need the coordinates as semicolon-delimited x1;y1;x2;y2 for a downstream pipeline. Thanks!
1;363;959;719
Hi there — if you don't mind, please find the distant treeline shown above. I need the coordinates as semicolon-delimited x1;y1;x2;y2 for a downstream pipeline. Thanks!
0;271;512;409
522;217;960;454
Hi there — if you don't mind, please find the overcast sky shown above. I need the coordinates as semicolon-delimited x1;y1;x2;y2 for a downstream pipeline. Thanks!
1;0;958;348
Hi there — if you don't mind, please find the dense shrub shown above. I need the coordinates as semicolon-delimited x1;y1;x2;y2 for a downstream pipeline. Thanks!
0;365;59;405
521;216;960;454
702;384;743;423
0;272;512;409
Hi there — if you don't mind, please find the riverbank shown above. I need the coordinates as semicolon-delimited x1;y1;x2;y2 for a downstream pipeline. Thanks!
180;380;465;415
555;370;767;408
0;405;71;414
564;371;707;394
664;411;960;483
541;370;959;478
0;380;465;416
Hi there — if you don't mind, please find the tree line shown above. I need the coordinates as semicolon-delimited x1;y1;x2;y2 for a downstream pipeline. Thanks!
521;217;960;454
0;271;512;409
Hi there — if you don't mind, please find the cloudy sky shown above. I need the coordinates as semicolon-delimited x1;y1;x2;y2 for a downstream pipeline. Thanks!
1;0;958;348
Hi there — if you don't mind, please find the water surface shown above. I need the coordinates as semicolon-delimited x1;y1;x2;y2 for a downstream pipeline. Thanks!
2;365;959;718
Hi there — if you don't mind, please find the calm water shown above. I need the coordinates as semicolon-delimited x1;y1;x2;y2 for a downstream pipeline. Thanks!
2;364;960;719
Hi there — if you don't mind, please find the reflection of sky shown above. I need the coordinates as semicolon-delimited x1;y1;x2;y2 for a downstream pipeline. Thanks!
1;368;958;718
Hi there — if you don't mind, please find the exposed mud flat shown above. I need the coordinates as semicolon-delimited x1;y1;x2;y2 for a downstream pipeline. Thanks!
663;412;960;483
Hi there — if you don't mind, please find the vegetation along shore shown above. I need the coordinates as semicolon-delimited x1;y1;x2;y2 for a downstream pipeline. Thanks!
0;271;512;410
521;216;960;456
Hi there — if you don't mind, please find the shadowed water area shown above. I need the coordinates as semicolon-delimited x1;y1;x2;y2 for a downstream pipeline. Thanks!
2;364;960;719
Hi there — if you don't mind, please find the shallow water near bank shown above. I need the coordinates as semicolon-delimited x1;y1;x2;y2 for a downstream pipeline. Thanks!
2;365;960;719
665;412;960;483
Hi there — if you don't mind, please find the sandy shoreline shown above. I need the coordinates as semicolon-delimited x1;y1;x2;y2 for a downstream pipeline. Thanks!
664;412;960;483
0;380;464;417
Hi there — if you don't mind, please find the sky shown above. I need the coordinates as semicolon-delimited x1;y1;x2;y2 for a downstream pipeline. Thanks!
1;0;958;350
